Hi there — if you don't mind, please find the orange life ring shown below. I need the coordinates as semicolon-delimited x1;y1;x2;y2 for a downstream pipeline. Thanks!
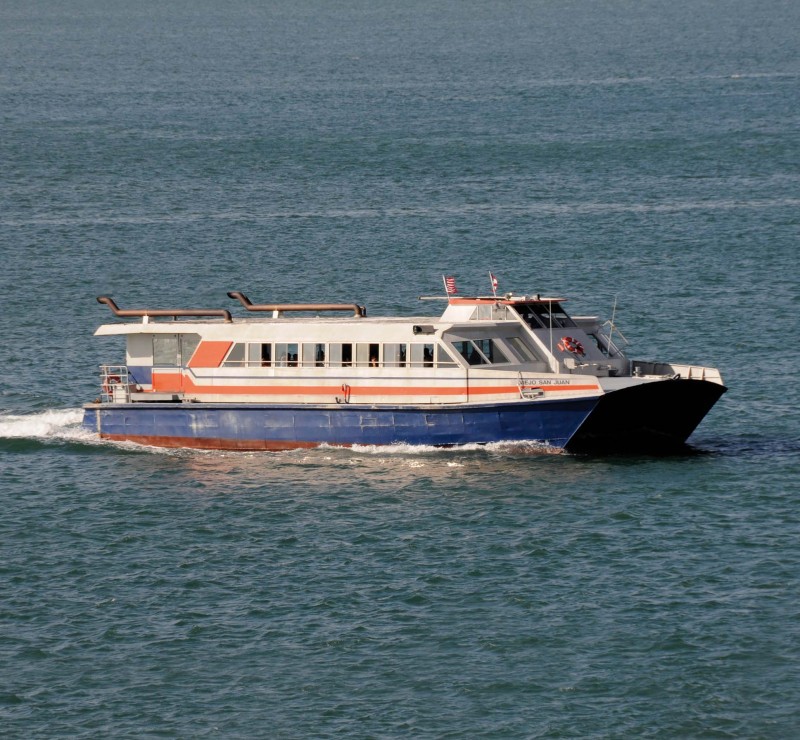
558;336;585;356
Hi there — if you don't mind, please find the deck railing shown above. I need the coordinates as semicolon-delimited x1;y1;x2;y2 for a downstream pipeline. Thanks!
99;365;131;403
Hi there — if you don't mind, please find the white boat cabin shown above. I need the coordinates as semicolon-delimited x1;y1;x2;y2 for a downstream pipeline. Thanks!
93;295;720;405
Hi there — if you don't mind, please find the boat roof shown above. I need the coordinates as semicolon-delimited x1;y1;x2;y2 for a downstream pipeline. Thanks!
92;293;570;336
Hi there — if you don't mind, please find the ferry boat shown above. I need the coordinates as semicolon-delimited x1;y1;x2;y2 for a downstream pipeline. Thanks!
82;286;726;453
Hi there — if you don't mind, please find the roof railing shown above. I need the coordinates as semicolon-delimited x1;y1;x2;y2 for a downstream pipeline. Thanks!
227;291;366;317
96;296;233;323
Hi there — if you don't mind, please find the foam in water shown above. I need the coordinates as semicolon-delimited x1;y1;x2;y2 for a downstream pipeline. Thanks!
0;411;563;458
0;408;93;443
331;440;563;456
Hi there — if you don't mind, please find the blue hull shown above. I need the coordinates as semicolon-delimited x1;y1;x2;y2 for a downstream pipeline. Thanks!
82;398;597;450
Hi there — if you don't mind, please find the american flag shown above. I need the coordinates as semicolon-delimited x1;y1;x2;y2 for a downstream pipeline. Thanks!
490;272;499;294
444;276;457;295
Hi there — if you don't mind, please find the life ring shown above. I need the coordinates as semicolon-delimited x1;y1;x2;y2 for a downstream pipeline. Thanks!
102;375;121;395
558;336;585;356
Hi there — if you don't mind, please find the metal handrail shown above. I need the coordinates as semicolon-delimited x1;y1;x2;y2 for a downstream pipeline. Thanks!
100;364;130;403
97;296;232;323
227;291;366;317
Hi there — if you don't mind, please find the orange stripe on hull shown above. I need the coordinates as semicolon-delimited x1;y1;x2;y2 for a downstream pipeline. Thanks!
148;375;599;398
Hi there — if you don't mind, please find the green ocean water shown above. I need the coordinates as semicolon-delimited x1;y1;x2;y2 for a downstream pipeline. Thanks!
1;0;799;736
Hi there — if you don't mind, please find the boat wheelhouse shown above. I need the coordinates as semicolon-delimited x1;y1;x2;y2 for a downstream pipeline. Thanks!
83;290;726;453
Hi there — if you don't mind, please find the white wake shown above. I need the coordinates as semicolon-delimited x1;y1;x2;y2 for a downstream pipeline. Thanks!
0;408;96;444
326;440;562;456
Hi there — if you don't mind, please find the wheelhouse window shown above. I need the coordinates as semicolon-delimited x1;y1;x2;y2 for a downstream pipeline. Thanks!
516;302;576;330
473;303;512;321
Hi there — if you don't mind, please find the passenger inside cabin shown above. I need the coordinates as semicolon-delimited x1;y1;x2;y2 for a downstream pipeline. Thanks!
423;348;433;367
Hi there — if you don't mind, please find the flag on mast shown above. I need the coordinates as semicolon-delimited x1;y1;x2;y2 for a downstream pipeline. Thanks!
489;272;499;297
443;275;457;295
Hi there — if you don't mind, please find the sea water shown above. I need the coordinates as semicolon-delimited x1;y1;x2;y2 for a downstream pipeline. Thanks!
1;0;799;736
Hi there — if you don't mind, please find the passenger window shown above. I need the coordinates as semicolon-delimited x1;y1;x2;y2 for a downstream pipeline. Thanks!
248;343;271;367
355;344;379;367
223;343;246;367
383;343;407;367
453;340;470;362
300;343;318;367
316;344;326;366
436;345;457;366
466;343;487;366
275;343;298;367
452;340;487;365
474;339;509;364
328;343;353;367
246;343;271;367
410;344;434;367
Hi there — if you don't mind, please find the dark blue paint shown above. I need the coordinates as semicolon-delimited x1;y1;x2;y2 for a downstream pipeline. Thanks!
83;398;598;448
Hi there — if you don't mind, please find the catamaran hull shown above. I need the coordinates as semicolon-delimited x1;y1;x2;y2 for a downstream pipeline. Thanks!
82;398;597;451
83;378;725;453
565;378;728;454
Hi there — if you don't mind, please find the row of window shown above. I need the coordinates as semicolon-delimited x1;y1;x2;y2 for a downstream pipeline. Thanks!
144;333;542;369
222;342;448;368
220;337;540;369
